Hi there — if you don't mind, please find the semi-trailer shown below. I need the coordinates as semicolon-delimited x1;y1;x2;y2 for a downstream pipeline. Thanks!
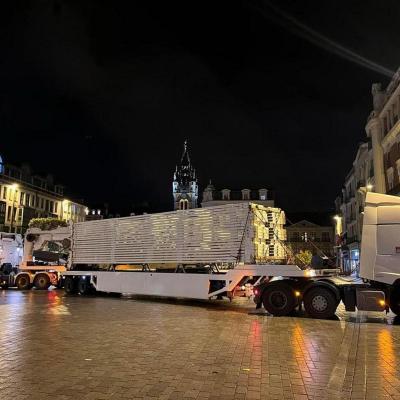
61;202;335;302
61;193;400;319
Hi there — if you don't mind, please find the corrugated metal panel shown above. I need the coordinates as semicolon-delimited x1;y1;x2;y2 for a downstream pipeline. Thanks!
71;203;253;264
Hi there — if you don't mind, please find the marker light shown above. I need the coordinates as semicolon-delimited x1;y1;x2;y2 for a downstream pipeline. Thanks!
295;291;301;297
379;300;385;307
254;289;259;295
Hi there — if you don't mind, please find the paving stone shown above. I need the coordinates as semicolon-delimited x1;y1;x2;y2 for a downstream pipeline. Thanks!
1;291;400;400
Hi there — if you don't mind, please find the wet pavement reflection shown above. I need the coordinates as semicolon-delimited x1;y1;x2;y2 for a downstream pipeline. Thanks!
0;289;400;399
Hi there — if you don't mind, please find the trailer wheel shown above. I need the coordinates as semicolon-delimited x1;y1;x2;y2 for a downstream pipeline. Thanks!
33;274;51;290
303;287;337;319
78;278;91;295
15;274;31;290
64;277;77;294
389;287;400;316
262;282;296;316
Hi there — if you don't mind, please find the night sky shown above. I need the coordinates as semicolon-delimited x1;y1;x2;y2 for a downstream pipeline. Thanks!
1;1;400;214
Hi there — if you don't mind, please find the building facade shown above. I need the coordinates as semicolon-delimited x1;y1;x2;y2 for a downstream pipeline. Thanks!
0;156;87;233
367;69;400;195
334;141;375;273
286;219;335;259
172;141;198;210
201;183;274;208
333;69;400;273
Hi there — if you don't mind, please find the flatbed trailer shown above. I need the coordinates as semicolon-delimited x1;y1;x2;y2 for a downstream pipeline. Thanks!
62;194;400;319
62;264;334;300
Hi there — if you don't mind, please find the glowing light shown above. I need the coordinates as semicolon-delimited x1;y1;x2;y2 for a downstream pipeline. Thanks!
367;184;373;191
379;299;385;307
295;291;301;297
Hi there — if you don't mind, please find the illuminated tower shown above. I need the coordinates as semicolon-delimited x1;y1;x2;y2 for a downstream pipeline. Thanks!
172;141;198;210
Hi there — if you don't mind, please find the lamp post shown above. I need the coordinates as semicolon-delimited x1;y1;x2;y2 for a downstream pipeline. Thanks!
9;183;19;233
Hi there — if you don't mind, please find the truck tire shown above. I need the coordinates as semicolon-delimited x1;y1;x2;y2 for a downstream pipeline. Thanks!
389;287;400;316
78;278;91;295
262;282;296;316
64;277;77;294
16;274;31;290
303;287;337;319
33;274;51;290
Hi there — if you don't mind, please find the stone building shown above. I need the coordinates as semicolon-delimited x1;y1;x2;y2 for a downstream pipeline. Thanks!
286;219;335;259
367;69;400;195
0;155;87;233
201;183;274;208
172;141;198;210
333;67;400;273
334;141;374;273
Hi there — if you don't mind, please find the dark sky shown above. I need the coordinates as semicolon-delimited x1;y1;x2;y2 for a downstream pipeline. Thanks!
1;0;400;214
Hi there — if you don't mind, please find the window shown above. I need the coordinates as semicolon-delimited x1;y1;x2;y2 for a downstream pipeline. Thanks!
242;189;250;200
54;202;58;214
20;192;25;205
222;189;230;200
179;199;189;210
396;159;400;184
7;206;11;221
322;232;330;242
387;167;394;191
2;186;6;200
40;198;44;209
383;116;388;135
26;193;30;207
259;189;268;201
291;232;300;242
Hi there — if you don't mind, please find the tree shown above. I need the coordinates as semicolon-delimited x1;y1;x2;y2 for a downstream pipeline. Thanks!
295;250;313;267
28;218;67;230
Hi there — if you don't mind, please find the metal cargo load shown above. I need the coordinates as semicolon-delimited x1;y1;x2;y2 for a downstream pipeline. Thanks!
70;203;286;266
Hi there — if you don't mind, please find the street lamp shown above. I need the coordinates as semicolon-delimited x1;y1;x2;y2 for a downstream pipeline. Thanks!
9;184;19;232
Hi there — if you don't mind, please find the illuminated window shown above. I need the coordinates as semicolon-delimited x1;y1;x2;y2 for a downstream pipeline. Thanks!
259;189;268;201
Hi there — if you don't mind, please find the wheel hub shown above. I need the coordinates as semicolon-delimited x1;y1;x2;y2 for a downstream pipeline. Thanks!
312;295;328;312
270;291;287;309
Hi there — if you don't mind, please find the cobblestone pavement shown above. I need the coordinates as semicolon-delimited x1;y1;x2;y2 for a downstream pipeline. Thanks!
1;290;400;400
